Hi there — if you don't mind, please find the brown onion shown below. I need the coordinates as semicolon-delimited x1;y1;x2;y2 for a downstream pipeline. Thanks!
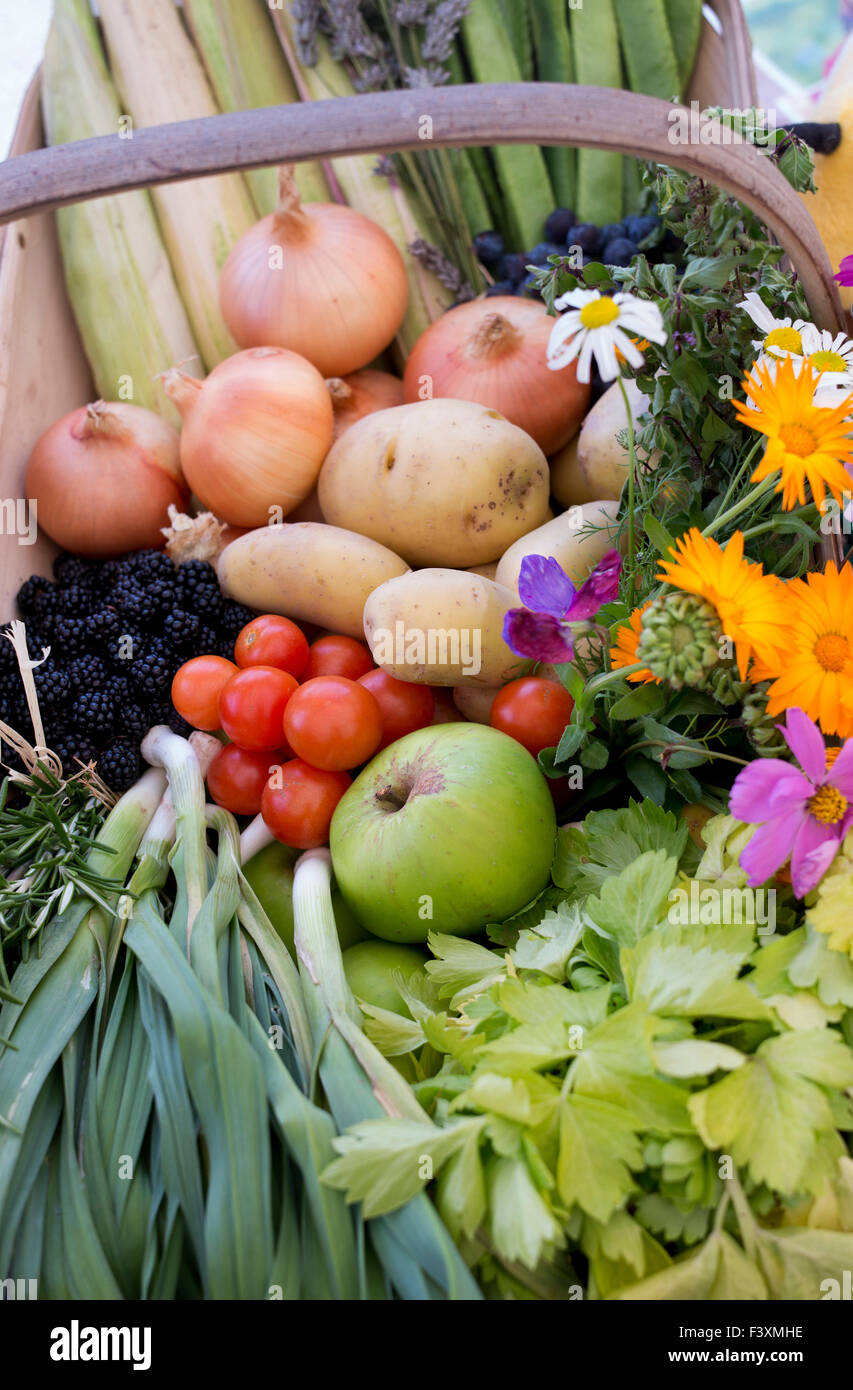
162;347;334;529
25;400;187;558
326;369;404;441
402;297;590;455
219;167;409;377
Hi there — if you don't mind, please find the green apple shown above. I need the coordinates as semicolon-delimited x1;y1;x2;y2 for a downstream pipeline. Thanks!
342;941;428;1017
329;723;556;943
243;841;366;954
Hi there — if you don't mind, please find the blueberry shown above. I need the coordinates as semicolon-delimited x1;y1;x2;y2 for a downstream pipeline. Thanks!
527;240;565;267
498;251;528;284
473;229;505;266
623;214;661;244
518;273;543;299
544;207;576;242
601;222;625;244
568;223;601;256
485;279;515;297
601;237;638;267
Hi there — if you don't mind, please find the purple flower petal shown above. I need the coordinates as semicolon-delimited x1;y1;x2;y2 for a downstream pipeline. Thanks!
834;254;853;288
826;738;853;797
517;555;576;620
729;760;810;823
739;807;808;887
790;814;842;899
502;609;575;663
566;550;623;621
780;707;826;783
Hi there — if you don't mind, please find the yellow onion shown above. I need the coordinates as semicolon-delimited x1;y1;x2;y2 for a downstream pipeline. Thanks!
403;296;590;455
326;369;404;441
162;347;334;528
25;400;187;558
219;166;409;377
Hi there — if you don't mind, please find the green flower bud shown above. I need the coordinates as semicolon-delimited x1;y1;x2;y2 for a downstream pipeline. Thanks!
701;660;751;707
636;592;722;690
741;681;789;758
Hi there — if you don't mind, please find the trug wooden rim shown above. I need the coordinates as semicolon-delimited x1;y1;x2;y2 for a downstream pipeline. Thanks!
0;83;843;332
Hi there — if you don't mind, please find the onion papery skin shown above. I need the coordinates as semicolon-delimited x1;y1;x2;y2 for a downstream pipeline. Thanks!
25;400;187;558
402;297;590;455
327;369;404;441
219;195;410;378
163;347;334;529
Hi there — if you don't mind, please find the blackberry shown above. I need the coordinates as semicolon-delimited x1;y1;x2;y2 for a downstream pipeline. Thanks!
16;575;54;617
176;560;222;614
116;701;151;739
134;549;175;581
53;732;99;773
105;625;146;667
135;641;173;697
166;706;194;739
196;624;219;654
144;577;179;618
53;553;95;589
71;689;115;737
217;600;256;644
55;584;92;617
84;607;120;645
212;634;238;661
51;614;90;660
97;737;142;794
104;672;132;706
164;609;202;650
68;655;108;691
94;559;122;595
111;579;150;618
33;659;70;712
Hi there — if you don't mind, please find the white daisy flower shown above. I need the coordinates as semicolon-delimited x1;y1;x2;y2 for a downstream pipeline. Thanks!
799;324;853;398
738;290;808;360
546;289;667;383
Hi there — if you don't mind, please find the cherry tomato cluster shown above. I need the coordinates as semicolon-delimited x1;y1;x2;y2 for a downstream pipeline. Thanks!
171;617;437;849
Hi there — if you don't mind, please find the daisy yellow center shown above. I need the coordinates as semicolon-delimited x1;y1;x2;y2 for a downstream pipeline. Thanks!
825;745;842;769
809;349;848;373
814;632;850;672
808;783;848;825
764;326;802;354
580;298;620;329
778;422;817;457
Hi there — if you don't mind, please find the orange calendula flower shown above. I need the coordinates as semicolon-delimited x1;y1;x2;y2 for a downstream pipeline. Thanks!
759;563;853;739
733;356;853;510
610;602;657;682
657;528;789;678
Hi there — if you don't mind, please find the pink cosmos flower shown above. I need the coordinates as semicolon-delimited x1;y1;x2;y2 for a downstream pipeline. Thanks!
729;707;853;898
834;254;853;288
502;550;622;662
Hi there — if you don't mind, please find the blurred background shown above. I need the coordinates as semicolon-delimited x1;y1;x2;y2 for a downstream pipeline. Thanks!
0;0;850;154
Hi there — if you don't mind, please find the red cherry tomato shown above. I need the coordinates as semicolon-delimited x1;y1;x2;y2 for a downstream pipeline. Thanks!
490;677;575;758
207;744;289;816
261;759;351;849
171;655;237;731
218;665;299;751
283;675;383;771
305;634;375;681
357;669;435;749
234;614;309;678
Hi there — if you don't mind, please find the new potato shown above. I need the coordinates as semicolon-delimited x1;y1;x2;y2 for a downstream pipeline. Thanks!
363;568;525;687
317;399;550;567
577;379;659;499
217;522;409;639
495;500;623;598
